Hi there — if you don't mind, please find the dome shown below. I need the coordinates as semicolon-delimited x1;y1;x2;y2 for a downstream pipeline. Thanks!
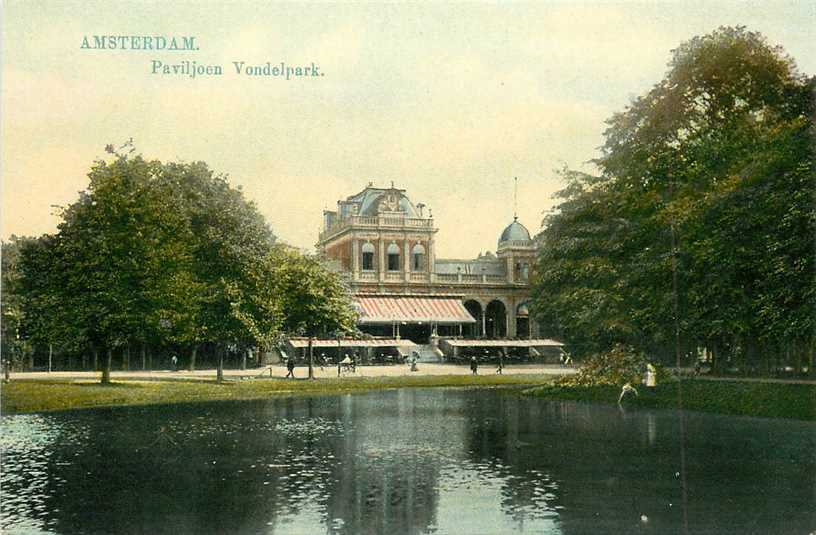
498;217;531;245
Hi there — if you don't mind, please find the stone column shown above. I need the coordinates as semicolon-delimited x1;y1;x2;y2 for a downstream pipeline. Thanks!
506;257;514;283
352;239;360;280
507;300;517;338
481;307;486;338
378;237;385;282
404;239;410;281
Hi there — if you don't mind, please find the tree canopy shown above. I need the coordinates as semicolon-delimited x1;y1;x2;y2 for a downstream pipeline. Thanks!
531;27;814;374
6;147;356;381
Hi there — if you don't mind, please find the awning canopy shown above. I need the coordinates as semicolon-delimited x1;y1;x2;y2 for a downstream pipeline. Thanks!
442;338;564;347
355;296;476;324
287;338;417;348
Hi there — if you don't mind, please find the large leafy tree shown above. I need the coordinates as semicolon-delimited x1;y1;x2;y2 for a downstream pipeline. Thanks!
271;247;358;379
1;236;40;371
42;154;201;382
8;147;358;382
532;27;814;373
156;160;276;372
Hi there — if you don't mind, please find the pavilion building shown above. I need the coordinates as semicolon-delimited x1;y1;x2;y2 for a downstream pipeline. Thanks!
312;184;562;360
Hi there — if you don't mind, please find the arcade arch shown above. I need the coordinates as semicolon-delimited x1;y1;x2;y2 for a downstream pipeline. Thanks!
485;299;507;339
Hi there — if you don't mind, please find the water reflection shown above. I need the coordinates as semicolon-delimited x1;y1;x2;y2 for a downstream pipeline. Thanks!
2;389;814;534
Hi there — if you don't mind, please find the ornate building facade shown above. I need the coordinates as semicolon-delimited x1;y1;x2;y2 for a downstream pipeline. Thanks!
318;184;539;343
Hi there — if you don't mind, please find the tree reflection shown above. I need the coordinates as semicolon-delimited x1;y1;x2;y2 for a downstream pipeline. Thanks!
3;390;814;535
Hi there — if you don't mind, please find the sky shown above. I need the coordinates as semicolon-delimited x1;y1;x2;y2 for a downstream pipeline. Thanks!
2;1;814;258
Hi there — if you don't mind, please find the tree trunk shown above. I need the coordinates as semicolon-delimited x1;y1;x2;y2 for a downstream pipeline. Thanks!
92;347;98;371
141;342;146;371
308;337;315;380
708;343;717;375
189;344;198;372
794;342;802;376
101;347;112;384
241;350;247;370
48;344;53;373
217;345;224;383
124;343;130;371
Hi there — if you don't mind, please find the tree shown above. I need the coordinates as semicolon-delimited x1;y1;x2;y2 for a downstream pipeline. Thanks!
8;146;308;383
50;155;201;382
532;27;814;374
159;160;276;376
272;248;357;379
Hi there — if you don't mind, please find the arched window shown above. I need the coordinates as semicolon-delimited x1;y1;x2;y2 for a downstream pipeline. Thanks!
411;243;426;271
361;242;375;270
387;243;400;271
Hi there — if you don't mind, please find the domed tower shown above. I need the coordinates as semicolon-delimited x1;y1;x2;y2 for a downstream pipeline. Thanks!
496;216;536;284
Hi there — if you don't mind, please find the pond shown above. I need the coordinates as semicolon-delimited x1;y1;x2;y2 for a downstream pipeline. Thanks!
2;388;814;534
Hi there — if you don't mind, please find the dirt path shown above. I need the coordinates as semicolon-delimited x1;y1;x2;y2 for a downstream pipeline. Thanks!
9;363;577;382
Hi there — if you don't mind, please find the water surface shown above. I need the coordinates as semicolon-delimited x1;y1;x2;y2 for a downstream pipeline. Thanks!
2;388;814;534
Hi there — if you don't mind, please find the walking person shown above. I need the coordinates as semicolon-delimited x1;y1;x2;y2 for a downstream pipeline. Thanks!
286;357;295;378
171;354;178;372
470;356;478;375
496;352;504;375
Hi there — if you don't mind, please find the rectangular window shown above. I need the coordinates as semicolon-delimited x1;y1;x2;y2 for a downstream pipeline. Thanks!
388;253;400;271
362;252;374;270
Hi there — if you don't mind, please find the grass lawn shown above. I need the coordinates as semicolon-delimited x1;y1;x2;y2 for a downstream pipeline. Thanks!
525;379;816;420
1;374;557;415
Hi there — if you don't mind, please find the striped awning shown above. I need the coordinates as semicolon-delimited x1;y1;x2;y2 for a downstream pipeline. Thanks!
355;296;476;324
287;338;416;348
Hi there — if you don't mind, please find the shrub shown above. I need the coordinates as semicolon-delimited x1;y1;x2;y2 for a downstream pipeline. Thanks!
559;344;666;387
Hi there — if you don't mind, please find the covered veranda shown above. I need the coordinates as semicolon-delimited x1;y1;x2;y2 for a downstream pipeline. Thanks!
439;338;565;363
284;338;418;365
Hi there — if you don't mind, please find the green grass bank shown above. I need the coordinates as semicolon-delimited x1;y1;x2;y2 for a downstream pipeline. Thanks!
525;379;816;420
1;374;556;415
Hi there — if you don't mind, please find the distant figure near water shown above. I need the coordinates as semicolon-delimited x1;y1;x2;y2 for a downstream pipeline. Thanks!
645;363;657;387
286;357;295;378
470;357;478;375
171;355;178;371
618;382;639;403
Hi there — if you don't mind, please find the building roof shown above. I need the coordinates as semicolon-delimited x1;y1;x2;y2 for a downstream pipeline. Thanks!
498;217;532;245
344;186;421;218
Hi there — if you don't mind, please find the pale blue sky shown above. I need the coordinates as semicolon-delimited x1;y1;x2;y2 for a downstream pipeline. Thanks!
2;1;814;257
